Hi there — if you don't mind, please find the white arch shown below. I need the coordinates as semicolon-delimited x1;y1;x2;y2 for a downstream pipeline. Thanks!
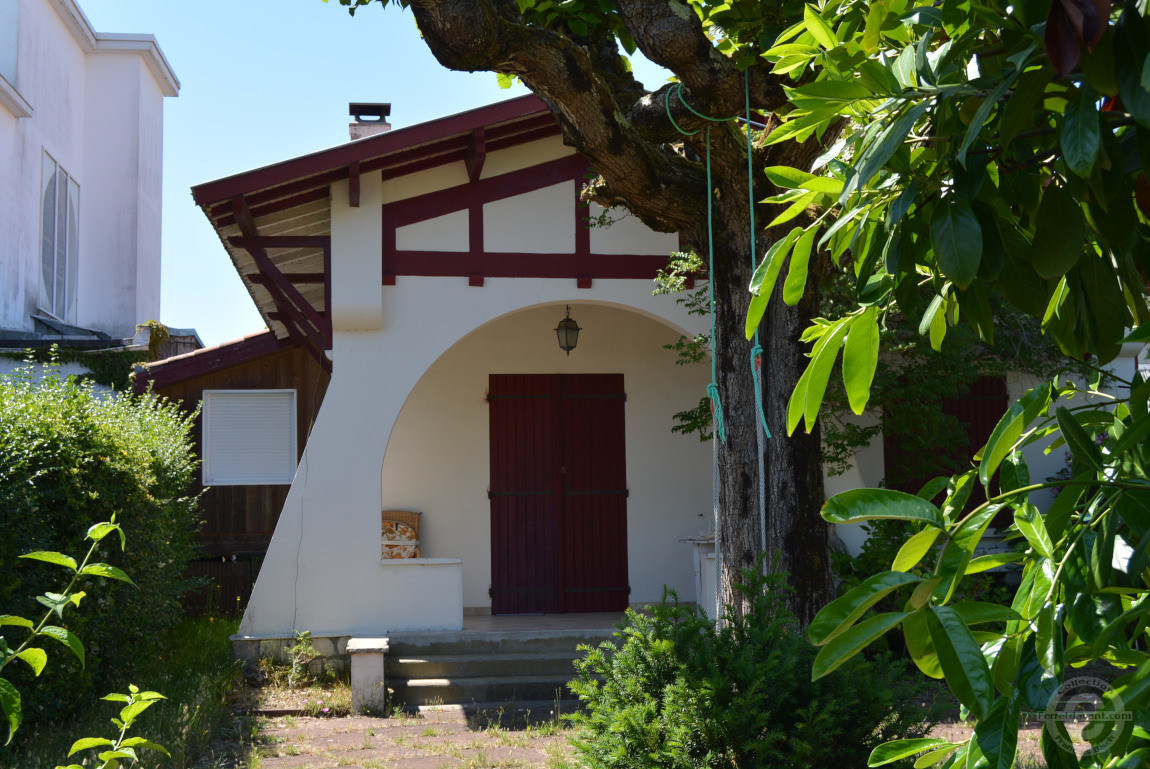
237;277;705;639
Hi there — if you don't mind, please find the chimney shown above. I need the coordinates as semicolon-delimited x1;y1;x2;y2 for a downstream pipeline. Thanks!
349;102;392;140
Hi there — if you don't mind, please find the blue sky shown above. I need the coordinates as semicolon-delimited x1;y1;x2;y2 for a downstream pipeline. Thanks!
78;1;667;347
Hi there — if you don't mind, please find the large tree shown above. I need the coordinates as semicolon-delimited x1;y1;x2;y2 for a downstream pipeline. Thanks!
331;0;840;623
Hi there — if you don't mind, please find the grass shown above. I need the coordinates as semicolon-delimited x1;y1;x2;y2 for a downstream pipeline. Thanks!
0;616;247;769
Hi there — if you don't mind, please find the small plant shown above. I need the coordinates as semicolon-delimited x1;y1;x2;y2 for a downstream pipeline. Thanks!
285;631;321;690
0;518;132;743
568;566;940;769
57;685;169;769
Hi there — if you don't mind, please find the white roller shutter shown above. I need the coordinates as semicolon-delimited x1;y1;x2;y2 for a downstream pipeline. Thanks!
203;390;297;485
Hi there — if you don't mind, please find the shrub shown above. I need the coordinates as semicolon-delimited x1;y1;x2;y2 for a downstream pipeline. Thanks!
568;569;940;769
0;362;200;727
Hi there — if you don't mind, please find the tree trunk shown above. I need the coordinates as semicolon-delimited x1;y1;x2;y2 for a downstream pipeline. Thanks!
696;185;834;628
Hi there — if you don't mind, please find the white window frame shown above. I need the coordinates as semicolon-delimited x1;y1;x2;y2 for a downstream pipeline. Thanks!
202;389;298;486
39;151;80;323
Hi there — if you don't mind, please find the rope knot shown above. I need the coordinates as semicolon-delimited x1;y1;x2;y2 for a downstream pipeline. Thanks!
706;382;727;444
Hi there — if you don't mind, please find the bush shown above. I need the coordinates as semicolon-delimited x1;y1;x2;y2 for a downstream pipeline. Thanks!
568;569;940;769
0;362;200;727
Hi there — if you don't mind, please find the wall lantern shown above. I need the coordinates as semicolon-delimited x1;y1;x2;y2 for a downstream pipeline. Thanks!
555;305;581;355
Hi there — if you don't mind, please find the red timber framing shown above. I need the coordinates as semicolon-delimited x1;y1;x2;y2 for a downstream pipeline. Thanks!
382;154;669;283
488;374;629;614
227;197;333;373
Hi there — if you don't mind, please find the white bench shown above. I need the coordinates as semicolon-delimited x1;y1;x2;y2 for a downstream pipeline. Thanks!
347;637;389;713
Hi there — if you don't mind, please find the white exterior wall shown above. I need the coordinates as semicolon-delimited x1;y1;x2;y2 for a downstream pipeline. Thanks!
380;303;712;612
0;0;176;337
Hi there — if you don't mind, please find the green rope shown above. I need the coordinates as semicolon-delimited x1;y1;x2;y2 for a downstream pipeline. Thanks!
746;77;772;440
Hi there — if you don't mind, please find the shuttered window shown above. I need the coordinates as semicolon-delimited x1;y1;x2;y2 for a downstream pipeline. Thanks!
203;390;297;486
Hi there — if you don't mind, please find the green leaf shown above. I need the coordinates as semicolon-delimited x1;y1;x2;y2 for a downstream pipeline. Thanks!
40;626;84;667
746;227;802;339
927;605;994;720
0;679;19;744
1014;503;1055;559
1030;183;1086;279
979;383;1052;488
845;102;930;204
930;201;982;289
17;551;77;571
842;306;880;414
949;602;1023;625
764;166;842;194
86;521;125;550
0;616;33;630
14;648;46;677
966;694;1020;769
998;450;1030;494
1056;407;1104;473
803;4;838;49
867;738;953;767
912;746;959;767
68;737;114;756
783;226;818;306
823;488;946;528
893;527;942;572
957;69;1021;168
965;553;1024;575
118;737;170;756
809;570;922;645
1062;85;1101;177
788;317;852;434
77;563;135;585
812;611;911;680
789;80;871;102
767;190;819;228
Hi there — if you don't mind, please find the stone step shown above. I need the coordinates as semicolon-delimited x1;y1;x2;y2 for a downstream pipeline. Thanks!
390;675;580;707
387;651;582;679
386;628;616;657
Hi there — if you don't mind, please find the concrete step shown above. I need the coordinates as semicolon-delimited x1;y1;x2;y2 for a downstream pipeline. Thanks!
390;675;579;707
386;628;616;657
387;651;581;679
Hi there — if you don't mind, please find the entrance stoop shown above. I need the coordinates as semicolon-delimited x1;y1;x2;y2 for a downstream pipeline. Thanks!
385;626;618;711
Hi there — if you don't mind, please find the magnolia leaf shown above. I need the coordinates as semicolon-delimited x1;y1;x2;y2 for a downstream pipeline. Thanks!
804;4;838;49
812;611;911;680
842;306;880;414
930;202;982;289
867;738;953;767
966;694;1020;769
892;527;942;572
980;383;1052;488
1062;85;1101;177
1030;183;1086;279
808;570;922;645
783;226;818;306
823;488;945;528
927;605;994;720
746;227;802;338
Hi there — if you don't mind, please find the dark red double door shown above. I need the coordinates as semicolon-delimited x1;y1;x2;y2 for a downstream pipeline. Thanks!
488;374;629;614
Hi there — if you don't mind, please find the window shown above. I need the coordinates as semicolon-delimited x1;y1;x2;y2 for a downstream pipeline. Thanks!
202;390;298;485
39;152;79;323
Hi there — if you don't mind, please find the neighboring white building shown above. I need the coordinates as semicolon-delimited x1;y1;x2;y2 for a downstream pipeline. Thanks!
0;0;179;350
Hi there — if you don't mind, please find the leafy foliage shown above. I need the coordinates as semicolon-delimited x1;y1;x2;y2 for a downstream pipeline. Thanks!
0;362;200;727
568;568;940;769
746;0;1150;431
811;366;1150;767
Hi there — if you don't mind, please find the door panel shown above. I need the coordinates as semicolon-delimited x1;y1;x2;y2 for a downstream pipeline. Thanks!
489;373;628;613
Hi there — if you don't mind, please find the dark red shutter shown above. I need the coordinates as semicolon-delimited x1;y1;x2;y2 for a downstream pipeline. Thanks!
489;374;629;613
560;374;629;612
489;374;561;614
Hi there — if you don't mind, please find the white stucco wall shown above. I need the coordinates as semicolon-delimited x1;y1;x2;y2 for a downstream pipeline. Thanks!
379;303;712;612
0;0;176;337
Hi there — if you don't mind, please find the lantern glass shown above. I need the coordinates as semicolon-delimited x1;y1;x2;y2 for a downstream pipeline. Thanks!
555;306;581;354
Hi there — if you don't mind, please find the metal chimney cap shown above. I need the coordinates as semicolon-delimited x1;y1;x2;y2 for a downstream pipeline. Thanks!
349;103;391;124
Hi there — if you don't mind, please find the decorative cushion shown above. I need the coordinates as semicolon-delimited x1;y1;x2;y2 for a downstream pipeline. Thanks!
381;520;420;559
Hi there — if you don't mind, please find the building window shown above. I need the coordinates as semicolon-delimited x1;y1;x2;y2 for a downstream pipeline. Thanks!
202;390;298;486
39;152;80;323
